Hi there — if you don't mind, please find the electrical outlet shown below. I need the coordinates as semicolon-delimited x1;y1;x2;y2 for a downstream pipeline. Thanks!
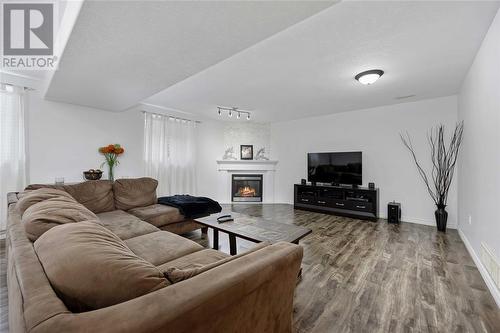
468;215;472;225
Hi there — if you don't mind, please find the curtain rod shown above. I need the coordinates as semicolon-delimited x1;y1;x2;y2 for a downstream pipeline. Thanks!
142;110;202;124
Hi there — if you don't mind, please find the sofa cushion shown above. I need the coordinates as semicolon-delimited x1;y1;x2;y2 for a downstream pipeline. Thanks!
22;196;98;241
125;231;203;266
113;178;158;211
26;180;115;214
128;204;184;227
34;221;170;311
96;210;158;240
159;219;203;235
162;242;270;284
16;188;75;214
156;249;229;272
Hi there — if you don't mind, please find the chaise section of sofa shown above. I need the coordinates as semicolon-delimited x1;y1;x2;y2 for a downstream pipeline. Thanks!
6;190;303;333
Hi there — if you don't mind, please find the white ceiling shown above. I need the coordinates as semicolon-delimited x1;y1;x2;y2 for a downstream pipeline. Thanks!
145;1;500;122
44;0;335;110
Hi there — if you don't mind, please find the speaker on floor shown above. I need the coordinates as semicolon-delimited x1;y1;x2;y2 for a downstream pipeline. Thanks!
387;201;401;224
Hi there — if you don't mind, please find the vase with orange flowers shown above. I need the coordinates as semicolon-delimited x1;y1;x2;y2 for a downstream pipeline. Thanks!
98;144;125;181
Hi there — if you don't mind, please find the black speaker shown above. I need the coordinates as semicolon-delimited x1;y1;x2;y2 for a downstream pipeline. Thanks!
301;178;306;185
387;202;401;224
368;182;375;189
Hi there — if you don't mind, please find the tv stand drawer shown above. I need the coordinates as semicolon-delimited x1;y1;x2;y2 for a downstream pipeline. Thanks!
315;199;330;206
348;202;373;212
297;197;314;204
331;200;347;208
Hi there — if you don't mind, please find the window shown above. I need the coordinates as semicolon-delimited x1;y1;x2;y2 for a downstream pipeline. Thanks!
143;112;197;196
0;83;27;232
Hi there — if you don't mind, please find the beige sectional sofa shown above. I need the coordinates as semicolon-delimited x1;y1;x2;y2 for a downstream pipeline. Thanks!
6;178;303;333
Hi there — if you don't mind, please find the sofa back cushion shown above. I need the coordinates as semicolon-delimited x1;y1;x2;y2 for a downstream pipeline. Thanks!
22;196;98;241
26;180;115;213
34;221;170;311
113;178;158;211
17;188;75;214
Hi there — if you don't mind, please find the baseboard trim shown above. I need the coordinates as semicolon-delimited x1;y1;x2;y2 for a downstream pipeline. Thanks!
458;228;500;308
401;216;457;229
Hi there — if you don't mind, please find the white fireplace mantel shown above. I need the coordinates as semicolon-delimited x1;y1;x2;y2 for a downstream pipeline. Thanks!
216;160;278;172
215;160;278;203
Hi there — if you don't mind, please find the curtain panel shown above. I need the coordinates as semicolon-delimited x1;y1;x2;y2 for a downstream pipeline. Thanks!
0;84;27;231
143;112;197;196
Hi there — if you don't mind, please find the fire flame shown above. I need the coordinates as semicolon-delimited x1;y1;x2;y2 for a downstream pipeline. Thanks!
237;186;256;197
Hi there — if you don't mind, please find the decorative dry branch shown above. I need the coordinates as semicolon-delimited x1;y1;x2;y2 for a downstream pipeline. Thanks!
400;122;464;207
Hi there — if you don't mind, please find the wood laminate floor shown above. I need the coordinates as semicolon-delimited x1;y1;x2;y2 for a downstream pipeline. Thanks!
1;204;500;332
188;204;500;333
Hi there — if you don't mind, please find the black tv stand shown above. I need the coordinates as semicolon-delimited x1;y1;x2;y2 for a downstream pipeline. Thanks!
294;184;379;221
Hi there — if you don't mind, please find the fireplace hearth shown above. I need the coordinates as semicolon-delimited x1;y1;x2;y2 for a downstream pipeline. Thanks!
232;174;263;202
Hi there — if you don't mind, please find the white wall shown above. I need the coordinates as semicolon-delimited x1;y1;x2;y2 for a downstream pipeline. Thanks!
195;120;224;199
271;96;458;227
223;122;271;159
27;91;144;184
457;9;500;304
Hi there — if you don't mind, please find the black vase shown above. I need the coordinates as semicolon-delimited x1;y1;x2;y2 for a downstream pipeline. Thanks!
435;205;448;232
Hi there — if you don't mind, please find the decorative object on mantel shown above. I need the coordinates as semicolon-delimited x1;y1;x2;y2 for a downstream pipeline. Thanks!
83;169;103;180
254;147;269;160
98;144;125;181
400;122;464;232
222;147;237;160
217;106;251;120
240;145;253;160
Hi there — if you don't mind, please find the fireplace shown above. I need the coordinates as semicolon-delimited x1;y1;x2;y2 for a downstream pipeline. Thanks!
232;174;263;202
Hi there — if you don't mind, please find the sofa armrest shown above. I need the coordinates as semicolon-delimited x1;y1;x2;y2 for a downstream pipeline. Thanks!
32;242;303;333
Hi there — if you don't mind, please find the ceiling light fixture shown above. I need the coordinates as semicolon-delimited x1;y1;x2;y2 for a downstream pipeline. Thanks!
355;69;384;85
217;106;251;121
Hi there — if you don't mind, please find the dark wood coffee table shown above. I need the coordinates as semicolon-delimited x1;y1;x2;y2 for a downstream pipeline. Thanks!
195;212;312;255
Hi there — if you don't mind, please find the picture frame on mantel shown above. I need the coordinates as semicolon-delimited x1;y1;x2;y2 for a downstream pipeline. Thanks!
240;145;253;160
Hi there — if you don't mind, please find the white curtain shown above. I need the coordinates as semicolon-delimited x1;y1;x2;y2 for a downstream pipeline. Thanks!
143;112;197;196
0;84;27;232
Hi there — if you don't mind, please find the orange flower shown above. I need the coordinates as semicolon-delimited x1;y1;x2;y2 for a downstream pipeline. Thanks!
99;144;124;155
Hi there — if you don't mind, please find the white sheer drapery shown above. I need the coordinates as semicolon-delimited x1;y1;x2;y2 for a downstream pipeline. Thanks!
143;112;197;196
0;84;27;232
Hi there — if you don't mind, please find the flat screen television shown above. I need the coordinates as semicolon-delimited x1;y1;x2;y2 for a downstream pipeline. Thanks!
308;152;362;185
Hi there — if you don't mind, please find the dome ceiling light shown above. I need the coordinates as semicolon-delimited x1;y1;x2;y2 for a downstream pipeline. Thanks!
355;69;384;85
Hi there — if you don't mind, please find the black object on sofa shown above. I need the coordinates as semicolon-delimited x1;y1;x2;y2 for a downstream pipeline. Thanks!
158;195;222;218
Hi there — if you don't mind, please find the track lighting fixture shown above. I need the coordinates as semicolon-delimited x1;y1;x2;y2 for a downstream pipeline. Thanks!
217;106;251;120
